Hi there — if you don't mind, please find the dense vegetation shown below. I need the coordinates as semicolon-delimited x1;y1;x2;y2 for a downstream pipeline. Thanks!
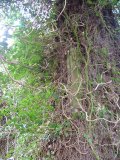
0;0;120;160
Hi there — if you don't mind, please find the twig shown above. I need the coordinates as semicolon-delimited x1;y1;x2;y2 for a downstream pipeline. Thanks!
76;97;120;125
57;0;67;21
94;81;112;91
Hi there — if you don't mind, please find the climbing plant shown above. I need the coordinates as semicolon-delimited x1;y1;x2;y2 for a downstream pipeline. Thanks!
0;0;120;160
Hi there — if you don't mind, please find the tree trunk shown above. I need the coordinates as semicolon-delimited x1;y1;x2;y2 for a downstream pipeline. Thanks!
54;0;120;159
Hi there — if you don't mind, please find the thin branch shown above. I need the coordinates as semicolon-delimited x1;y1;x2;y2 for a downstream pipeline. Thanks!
57;0;67;21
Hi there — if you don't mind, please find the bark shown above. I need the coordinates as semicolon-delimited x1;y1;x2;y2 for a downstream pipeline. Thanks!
54;1;120;159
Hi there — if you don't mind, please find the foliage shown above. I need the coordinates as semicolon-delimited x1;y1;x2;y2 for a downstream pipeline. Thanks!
0;7;59;159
